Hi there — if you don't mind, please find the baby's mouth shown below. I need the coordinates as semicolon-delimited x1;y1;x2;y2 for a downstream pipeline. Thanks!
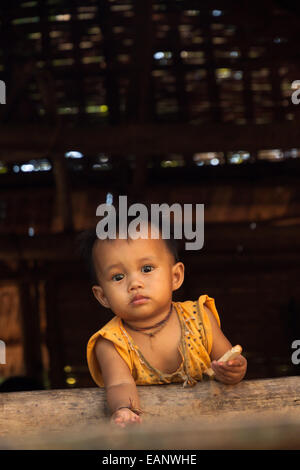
130;295;149;305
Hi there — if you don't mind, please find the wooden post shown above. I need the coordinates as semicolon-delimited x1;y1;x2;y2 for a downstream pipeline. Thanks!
52;153;74;233
202;12;222;123
18;261;43;383
68;1;86;121
270;66;284;122
44;278;66;389
170;8;189;122
234;5;255;124
97;0;121;125
128;0;154;199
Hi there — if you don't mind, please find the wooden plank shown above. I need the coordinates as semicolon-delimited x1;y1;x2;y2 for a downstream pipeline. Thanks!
0;377;300;449
1;410;300;450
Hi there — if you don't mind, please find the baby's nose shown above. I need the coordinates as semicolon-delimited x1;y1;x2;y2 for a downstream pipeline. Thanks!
128;274;144;291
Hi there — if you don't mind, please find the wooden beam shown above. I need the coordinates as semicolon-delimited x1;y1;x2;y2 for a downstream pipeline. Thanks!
1;376;300;449
0;223;300;261
1;121;300;160
52;153;74;232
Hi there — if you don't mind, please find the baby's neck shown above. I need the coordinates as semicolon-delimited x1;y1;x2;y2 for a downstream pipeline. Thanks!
122;303;173;334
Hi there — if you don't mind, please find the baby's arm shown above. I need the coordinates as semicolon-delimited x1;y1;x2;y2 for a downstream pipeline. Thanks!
204;305;247;384
95;337;142;427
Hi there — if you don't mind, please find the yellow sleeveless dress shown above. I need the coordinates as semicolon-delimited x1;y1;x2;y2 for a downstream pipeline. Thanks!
86;294;220;388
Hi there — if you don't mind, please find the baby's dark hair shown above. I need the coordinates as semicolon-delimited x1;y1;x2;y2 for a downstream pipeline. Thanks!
76;214;179;285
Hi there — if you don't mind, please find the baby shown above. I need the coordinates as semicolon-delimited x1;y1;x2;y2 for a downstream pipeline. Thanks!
82;219;247;428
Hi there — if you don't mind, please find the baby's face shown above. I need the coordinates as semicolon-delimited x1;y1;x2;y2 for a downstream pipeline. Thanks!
92;234;184;323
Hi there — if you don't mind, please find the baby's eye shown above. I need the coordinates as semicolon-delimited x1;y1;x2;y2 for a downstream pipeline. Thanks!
112;273;124;282
141;265;154;273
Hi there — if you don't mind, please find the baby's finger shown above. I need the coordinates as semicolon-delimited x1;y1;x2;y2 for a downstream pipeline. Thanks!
213;369;234;384
219;361;240;370
212;361;234;372
212;362;241;377
217;359;244;369
218;364;243;375
227;357;244;367
211;363;229;378
227;361;242;367
115;418;125;424
214;370;228;382
129;419;141;425
113;420;126;428
215;366;242;383
130;415;139;422
113;418;125;426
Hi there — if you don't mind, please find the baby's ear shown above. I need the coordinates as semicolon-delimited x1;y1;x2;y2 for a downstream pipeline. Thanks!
92;285;110;308
172;261;185;291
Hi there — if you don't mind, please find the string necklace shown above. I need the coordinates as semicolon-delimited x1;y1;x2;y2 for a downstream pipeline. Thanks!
123;304;173;338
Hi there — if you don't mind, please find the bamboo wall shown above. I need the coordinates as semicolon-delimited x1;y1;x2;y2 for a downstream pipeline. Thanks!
1;183;300;389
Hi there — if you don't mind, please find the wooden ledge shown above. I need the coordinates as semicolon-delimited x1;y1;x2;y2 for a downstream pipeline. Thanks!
1;376;300;449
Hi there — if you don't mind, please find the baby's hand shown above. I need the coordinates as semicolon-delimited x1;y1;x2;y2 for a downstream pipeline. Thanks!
111;407;142;428
211;354;247;385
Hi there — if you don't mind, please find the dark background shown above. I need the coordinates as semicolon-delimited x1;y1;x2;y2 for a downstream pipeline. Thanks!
0;0;300;391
